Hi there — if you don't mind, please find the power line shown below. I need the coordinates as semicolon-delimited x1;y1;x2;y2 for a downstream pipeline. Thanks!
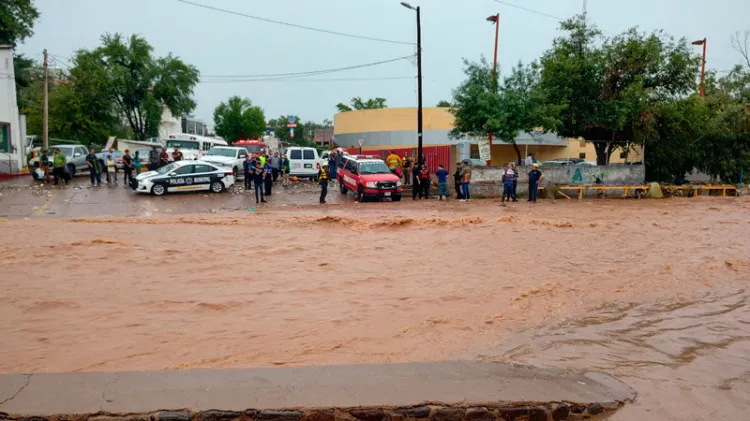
199;76;414;84
177;0;414;46
200;54;416;80
493;0;564;21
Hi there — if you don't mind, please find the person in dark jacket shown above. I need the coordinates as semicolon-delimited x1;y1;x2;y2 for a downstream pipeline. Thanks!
148;147;160;171
253;161;266;203
412;164;422;200
243;155;253;190
453;162;463;200
263;160;273;196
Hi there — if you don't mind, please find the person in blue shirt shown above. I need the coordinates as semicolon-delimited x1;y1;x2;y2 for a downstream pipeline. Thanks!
133;151;142;175
435;164;449;200
527;163;545;203
85;148;102;186
501;163;517;203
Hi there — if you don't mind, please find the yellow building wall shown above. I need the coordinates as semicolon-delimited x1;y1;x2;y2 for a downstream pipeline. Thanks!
486;140;643;166
334;107;454;134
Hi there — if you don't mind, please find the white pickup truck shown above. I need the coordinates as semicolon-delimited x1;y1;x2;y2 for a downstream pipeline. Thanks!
198;146;250;179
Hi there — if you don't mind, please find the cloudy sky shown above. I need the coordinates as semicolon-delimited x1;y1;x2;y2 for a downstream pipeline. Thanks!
18;0;750;129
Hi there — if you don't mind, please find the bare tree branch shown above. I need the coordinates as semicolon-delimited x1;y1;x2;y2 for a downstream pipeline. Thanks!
731;30;750;69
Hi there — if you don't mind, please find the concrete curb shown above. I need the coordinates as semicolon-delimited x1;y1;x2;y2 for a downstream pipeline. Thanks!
0;361;635;420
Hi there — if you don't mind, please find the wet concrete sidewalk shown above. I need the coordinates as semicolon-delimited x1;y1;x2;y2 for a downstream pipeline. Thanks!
0;361;634;417
0;175;357;219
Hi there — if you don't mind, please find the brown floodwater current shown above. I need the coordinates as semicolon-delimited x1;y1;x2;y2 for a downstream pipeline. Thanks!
1;197;749;420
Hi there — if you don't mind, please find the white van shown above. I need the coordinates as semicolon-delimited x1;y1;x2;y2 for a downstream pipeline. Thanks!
165;134;228;161
285;147;321;178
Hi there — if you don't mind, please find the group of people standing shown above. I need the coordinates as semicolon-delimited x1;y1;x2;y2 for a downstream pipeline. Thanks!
36;148;69;186
243;151;290;204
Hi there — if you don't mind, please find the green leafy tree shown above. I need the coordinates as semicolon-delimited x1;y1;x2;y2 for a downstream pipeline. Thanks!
0;0;40;45
436;100;452;107
73;33;200;140
450;58;558;163
213;96;266;143
335;97;387;112
540;16;700;165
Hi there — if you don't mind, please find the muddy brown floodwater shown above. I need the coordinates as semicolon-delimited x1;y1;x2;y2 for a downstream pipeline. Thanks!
1;198;749;421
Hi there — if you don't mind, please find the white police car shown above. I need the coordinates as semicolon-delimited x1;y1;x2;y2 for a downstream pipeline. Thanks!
131;160;235;196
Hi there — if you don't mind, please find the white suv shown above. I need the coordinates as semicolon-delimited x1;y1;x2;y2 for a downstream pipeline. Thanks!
199;146;249;178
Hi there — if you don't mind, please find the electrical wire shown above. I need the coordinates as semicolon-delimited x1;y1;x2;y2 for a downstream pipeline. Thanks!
177;0;414;46
493;0;564;21
200;54;416;80
199;76;414;84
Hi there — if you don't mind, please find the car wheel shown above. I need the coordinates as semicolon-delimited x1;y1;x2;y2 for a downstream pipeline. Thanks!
232;167;238;179
340;181;347;194
210;181;224;193
151;184;166;196
357;186;365;202
66;163;76;177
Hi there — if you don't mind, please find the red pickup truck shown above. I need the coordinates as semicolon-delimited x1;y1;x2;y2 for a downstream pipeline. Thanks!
337;156;403;202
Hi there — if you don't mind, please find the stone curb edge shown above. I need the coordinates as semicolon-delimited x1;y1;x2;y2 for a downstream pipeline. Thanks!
0;401;629;421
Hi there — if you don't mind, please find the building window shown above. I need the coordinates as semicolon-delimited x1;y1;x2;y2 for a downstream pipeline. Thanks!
579;153;586;159
0;123;10;153
620;151;628;159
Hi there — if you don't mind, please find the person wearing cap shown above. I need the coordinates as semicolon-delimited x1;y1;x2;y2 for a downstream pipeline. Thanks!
318;162;330;204
528;163;544;203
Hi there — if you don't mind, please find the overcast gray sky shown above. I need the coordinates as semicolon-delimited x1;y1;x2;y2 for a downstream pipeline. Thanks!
18;0;750;129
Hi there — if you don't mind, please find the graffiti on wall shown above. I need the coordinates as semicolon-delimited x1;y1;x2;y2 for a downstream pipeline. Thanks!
572;167;608;185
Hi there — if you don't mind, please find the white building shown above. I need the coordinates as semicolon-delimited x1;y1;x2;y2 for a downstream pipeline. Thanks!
0;45;24;174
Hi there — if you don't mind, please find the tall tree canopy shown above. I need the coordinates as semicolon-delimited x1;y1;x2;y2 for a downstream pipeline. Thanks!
71;33;200;140
0;0;40;46
539;15;700;164
336;97;387;112
450;58;558;163
213;96;266;143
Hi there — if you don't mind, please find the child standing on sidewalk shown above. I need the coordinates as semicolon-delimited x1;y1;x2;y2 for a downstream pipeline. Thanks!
106;155;118;184
435;164;449;200
502;163;516;203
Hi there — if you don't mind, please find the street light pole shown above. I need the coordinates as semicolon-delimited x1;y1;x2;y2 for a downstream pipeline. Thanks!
486;14;500;166
401;2;423;165
692;38;707;97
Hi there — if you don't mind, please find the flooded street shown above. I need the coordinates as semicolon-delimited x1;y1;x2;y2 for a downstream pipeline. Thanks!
487;289;750;420
1;178;749;420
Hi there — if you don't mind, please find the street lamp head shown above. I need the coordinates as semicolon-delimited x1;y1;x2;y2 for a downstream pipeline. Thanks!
486;15;498;23
400;2;415;10
691;39;705;45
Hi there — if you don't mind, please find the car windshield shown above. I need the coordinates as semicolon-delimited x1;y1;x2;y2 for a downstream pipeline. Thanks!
54;146;74;156
156;163;179;175
166;140;199;150
243;145;264;153
358;161;391;174
205;148;237;157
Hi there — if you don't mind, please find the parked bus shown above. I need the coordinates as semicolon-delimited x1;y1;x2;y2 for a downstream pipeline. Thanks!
164;134;228;160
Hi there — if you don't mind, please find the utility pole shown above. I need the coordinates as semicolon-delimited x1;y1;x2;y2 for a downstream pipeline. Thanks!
416;6;423;166
692;38;707;97
43;49;49;151
486;14;500;166
401;2;423;165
